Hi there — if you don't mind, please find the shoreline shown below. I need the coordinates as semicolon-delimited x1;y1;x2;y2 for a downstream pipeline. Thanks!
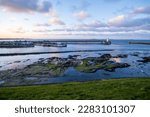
0;53;149;87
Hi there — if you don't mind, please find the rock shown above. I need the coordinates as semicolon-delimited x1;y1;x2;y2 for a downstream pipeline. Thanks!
137;56;150;63
119;63;130;68
100;54;112;59
7;62;12;65
23;59;30;62
130;52;140;57
39;58;44;61
49;57;66;65
113;54;128;58
14;61;21;63
87;61;95;66
105;61;115;64
68;55;80;59
104;63;130;72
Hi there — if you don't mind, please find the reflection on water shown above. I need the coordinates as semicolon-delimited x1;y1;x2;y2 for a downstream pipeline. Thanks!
111;58;121;63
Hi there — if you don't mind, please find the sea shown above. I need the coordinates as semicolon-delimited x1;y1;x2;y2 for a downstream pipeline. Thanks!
0;39;150;84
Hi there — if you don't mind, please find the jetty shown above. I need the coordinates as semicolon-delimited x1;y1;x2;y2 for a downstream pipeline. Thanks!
33;39;112;45
0;39;111;48
129;42;150;45
0;41;34;48
0;49;114;56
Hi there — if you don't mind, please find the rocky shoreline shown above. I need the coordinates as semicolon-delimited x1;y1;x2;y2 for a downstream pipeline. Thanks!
0;53;129;86
0;53;149;86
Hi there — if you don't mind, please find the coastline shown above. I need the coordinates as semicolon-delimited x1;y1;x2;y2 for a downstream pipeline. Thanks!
0;52;149;87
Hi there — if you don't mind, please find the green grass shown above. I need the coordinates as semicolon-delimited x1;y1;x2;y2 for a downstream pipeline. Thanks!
0;78;150;100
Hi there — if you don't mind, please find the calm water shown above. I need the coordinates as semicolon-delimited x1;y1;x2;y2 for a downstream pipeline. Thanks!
0;39;150;84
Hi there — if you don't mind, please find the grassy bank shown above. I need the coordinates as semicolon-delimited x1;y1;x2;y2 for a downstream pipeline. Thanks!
0;78;150;100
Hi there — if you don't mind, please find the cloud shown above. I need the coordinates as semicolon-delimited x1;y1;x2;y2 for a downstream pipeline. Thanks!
73;10;90;20
133;6;150;15
9;26;26;33
108;15;126;26
44;8;65;26
0;0;52;13
24;18;29;21
109;15;150;28
108;6;150;27
77;20;107;29
49;17;65;25
35;23;51;27
32;23;150;39
49;9;58;17
118;17;150;27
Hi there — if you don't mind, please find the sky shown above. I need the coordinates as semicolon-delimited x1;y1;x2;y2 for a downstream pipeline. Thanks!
0;0;150;40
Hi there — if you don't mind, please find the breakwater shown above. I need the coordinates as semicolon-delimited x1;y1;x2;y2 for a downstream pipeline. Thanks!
0;49;114;56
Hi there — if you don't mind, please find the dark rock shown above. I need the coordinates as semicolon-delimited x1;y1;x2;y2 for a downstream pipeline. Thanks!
130;52;140;57
100;54;112;59
49;57;66;65
68;55;80;59
105;61;115;65
23;59;30;62
104;63;130;72
39;58;44;61
113;54;128;58
137;56;150;63
14;61;21;63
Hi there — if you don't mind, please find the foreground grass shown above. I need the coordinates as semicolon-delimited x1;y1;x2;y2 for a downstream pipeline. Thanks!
0;78;150;100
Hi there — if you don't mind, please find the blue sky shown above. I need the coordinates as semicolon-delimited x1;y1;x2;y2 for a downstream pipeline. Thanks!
0;0;150;39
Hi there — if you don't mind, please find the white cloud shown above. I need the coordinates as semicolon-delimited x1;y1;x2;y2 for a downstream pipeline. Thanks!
49;9;58;17
80;20;107;28
108;6;150;27
133;6;150;14
9;26;26;33
35;23;51;27
73;10;90;20
49;17;65;25
108;15;126;26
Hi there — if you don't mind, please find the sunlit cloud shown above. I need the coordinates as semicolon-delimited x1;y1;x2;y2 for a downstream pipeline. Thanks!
49;17;65;25
108;15;127;26
35;23;51;27
73;10;90;20
133;6;150;15
10;26;26;33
